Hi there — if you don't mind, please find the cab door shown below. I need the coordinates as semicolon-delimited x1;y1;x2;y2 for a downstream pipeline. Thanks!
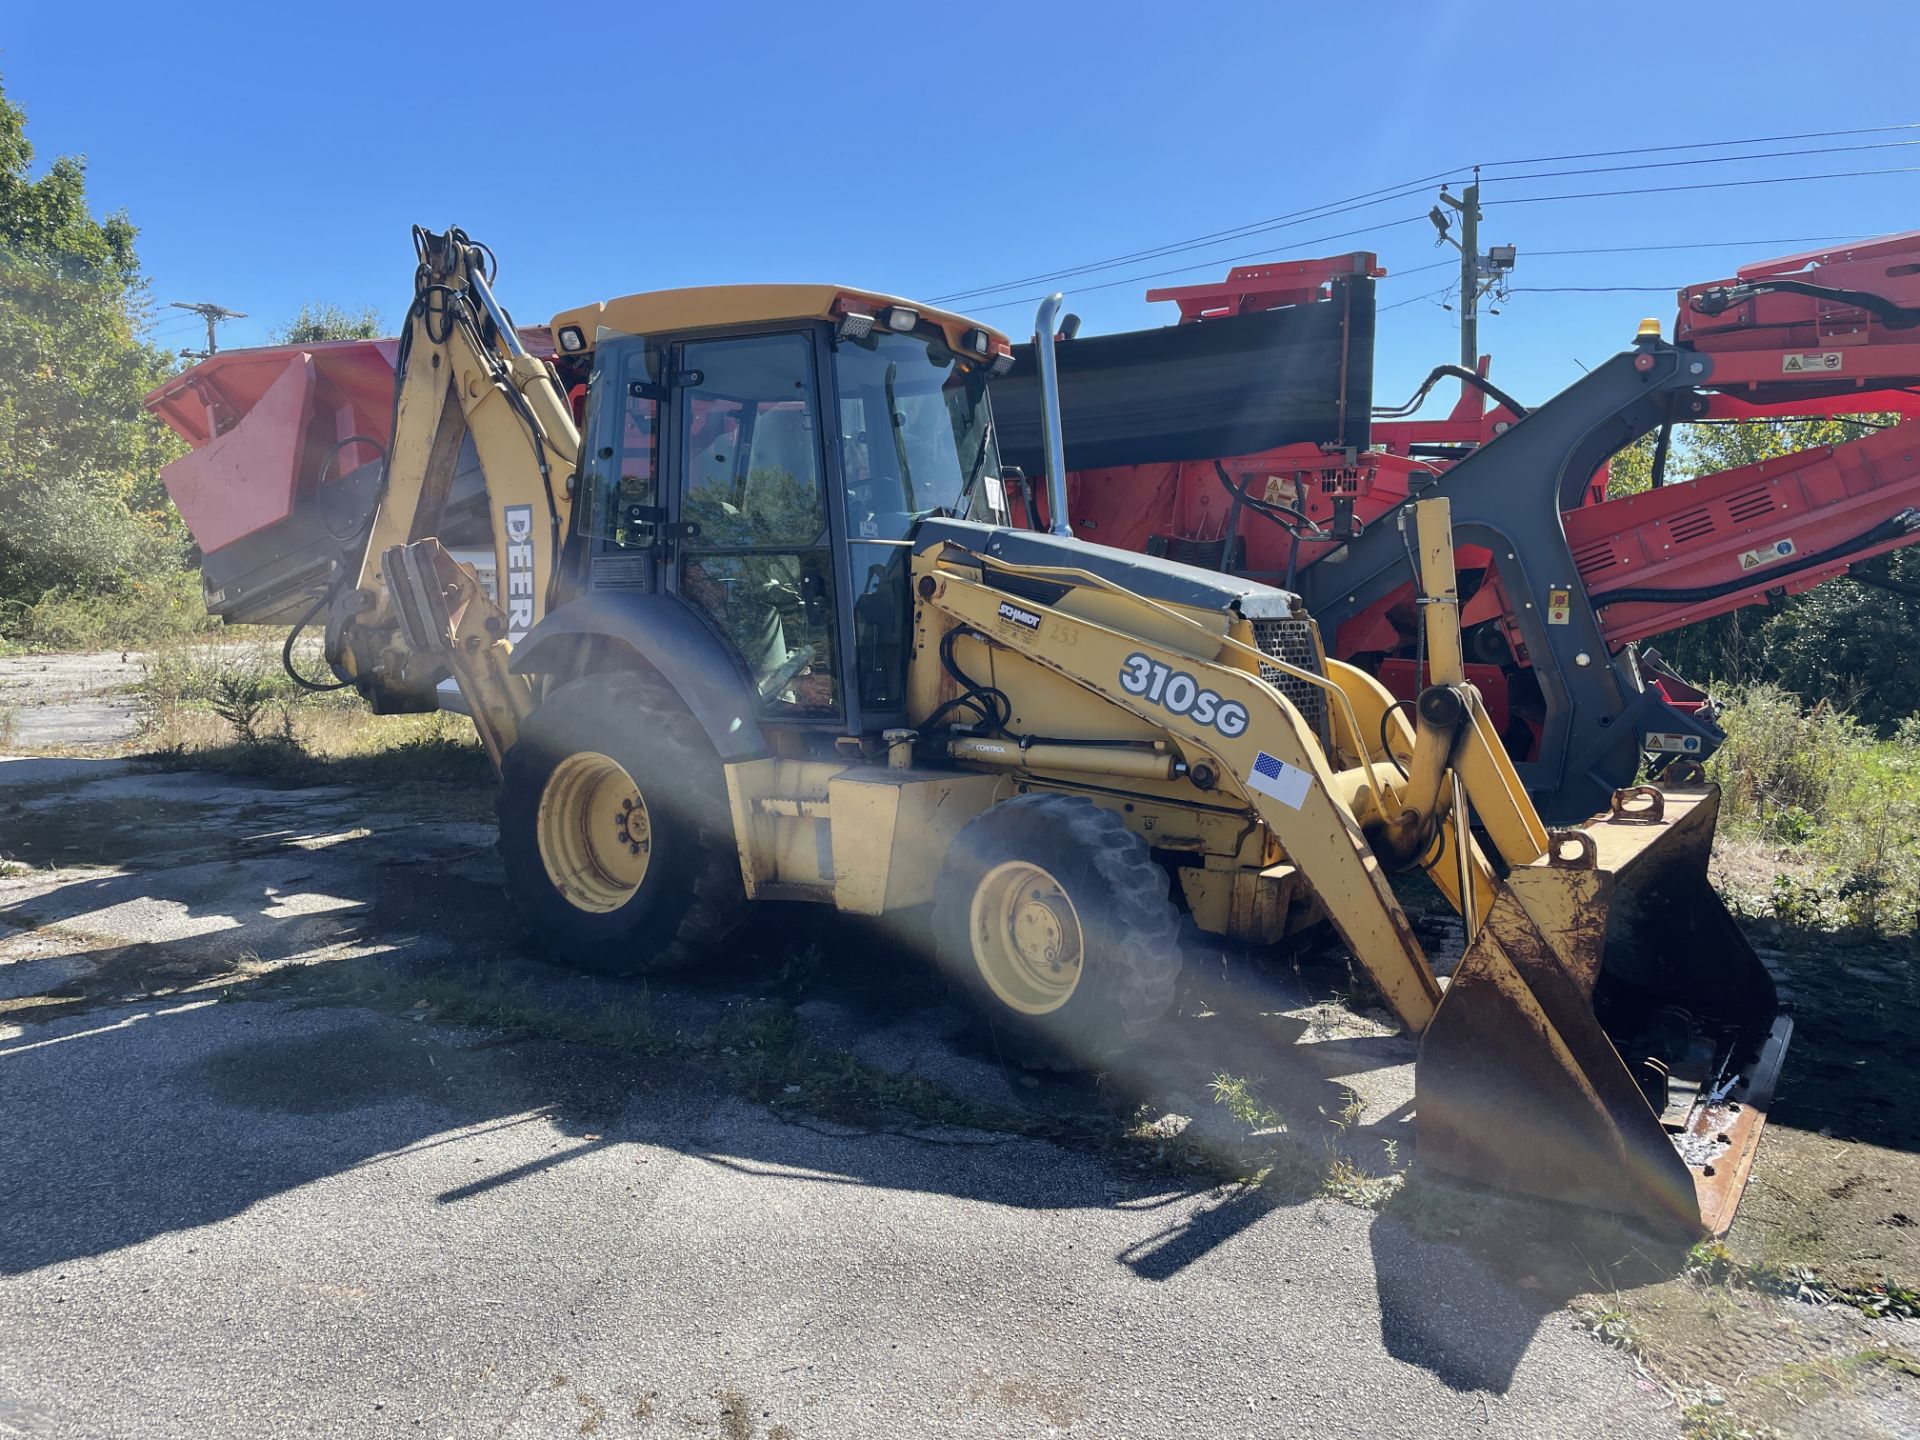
575;333;666;598
669;330;843;721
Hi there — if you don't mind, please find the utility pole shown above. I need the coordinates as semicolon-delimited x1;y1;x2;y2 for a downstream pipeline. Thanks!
1444;176;1481;370
1430;169;1516;399
168;300;247;359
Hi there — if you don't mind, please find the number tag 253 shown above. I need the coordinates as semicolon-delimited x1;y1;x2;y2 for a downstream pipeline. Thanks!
1118;653;1249;737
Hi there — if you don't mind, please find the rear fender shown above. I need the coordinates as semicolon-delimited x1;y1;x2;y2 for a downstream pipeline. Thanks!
510;592;769;761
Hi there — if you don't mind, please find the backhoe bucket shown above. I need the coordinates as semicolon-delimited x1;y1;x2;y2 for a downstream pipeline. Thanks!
1416;785;1791;1236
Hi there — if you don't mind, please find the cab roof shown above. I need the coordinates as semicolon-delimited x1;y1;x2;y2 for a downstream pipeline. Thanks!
548;284;1010;360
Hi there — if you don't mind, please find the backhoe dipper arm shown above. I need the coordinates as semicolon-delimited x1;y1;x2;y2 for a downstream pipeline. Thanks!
327;227;580;761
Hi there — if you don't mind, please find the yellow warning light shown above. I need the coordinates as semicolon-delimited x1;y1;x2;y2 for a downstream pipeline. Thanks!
1636;317;1662;341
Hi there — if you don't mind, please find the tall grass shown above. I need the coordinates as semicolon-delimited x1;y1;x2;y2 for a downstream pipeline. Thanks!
135;638;491;793
1708;684;1920;935
0;570;219;652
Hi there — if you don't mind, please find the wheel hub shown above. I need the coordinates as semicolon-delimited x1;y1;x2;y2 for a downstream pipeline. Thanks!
536;751;652;914
970;861;1084;1015
1011;895;1068;969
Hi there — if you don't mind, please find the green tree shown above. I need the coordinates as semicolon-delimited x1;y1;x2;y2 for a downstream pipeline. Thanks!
271;301;382;344
1604;414;1920;729
0;77;184;608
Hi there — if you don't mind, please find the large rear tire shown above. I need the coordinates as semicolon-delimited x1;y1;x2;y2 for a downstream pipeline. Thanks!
932;794;1181;1067
498;670;743;974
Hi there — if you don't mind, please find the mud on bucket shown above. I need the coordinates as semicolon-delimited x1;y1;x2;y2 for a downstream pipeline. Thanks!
1414;784;1792;1237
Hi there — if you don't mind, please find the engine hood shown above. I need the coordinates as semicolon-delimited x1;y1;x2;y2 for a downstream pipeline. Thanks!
912;518;1299;619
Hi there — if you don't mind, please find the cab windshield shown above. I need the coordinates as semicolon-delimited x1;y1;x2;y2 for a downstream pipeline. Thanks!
834;330;1003;541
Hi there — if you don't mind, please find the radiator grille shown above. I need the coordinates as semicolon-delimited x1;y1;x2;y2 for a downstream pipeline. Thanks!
1251;616;1327;738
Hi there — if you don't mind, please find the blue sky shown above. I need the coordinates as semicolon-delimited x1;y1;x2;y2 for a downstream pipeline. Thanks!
5;0;1917;414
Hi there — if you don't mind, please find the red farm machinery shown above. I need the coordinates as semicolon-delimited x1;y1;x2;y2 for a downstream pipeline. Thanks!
986;233;1920;820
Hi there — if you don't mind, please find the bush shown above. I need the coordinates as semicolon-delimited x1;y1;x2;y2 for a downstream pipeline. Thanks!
1707;684;1864;836
1;569;216;652
1711;683;1920;934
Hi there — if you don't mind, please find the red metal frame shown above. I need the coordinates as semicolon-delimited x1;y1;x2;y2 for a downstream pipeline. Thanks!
1676;230;1920;354
1146;253;1385;322
1056;235;1920;761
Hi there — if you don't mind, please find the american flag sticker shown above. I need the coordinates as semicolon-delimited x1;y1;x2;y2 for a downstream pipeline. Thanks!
1247;750;1312;810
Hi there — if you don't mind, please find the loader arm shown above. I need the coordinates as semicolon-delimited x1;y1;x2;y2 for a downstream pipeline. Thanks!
917;495;1787;1235
916;536;1477;1034
327;226;580;762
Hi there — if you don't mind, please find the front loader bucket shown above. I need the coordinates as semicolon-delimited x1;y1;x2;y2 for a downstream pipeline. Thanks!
1416;785;1791;1236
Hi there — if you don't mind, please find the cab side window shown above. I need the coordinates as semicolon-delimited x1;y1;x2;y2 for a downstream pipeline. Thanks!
675;333;839;717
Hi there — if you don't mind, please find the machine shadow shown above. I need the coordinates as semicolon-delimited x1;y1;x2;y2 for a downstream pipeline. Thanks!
0;759;1689;1395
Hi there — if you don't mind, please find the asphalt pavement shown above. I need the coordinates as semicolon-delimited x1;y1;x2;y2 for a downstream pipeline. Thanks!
0;752;1678;1438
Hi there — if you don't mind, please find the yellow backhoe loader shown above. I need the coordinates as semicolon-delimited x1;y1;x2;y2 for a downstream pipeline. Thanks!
304;225;1789;1237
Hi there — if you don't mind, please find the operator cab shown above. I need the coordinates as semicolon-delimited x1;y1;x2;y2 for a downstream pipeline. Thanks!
559;286;1014;738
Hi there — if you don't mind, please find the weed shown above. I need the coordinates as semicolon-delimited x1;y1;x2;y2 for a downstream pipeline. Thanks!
1319;1154;1403;1208
1677;1399;1779;1440
1682;1237;1919;1320
1208;1073;1405;1207
208;656;290;746
0;706;14;748
134;646;492;801
777;944;825;996
1579;1307;1641;1357
1683;1238;1738;1284
711;1002;1008;1133
1207;1072;1286;1133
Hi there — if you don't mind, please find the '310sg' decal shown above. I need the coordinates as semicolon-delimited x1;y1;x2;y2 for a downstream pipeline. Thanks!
1118;653;1249;737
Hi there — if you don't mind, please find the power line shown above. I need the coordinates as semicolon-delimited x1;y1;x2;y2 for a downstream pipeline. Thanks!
1477;122;1920;169
932;173;1463;304
959;195;1899;317
1509;286;1680;294
1491;165;1920;207
1518;235;1864;259
936;125;1920;307
1379;286;1454;314
956;216;1430;315
1477;139;1920;188
1370;236;1865;286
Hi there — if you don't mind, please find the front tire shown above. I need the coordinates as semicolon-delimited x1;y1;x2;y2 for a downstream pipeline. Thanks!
497;670;742;974
932;794;1182;1066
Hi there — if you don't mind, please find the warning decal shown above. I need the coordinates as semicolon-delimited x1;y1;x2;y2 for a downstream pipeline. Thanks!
1738;537;1796;571
1781;352;1843;374
1547;587;1572;625
1261;474;1299;508
1644;732;1704;755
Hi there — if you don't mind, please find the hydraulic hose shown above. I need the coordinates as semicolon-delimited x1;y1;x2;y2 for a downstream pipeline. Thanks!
1691;279;1920;330
1373;365;1530;421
